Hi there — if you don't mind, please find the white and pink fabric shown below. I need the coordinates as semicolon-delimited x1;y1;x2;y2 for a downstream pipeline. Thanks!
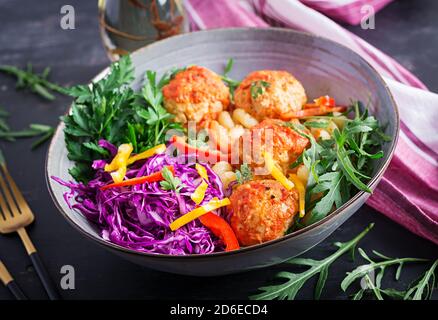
184;0;438;245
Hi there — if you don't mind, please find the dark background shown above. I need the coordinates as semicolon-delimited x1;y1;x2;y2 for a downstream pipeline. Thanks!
0;0;437;300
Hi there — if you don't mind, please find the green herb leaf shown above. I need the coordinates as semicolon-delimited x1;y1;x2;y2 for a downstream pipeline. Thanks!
62;56;183;182
221;59;240;101
160;166;185;193
235;163;253;185
0;64;68;100
250;223;374;300
223;58;234;78
341;248;427;295
250;80;270;100
404;259;438;300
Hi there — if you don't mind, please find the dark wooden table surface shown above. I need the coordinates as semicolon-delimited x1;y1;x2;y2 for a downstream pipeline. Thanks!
0;0;437;300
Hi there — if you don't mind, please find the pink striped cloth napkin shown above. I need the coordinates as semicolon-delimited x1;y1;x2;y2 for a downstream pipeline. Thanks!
184;0;438;245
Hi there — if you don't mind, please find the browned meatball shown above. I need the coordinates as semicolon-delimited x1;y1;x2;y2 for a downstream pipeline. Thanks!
162;66;230;124
229;180;299;246
234;70;307;121
241;118;309;173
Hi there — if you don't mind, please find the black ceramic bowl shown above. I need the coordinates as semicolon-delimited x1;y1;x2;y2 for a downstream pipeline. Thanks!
46;28;399;276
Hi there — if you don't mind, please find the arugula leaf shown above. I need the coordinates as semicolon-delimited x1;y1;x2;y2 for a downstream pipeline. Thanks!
160;166;185;192
304;120;330;128
288;102;388;225
0;64;68;100
404;259;438;300
341;248;427;300
308;171;343;223
250;223;374;300
221;58;240;101
223;58;234;78
235;163;253;185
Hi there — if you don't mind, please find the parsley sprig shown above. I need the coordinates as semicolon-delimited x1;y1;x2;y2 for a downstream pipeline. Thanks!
160;166;185;192
62;56;183;182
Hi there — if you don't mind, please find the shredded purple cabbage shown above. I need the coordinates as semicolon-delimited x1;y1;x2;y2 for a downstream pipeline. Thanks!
52;143;228;255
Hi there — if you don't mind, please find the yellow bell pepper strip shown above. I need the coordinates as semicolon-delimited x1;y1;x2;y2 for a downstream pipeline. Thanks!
126;144;166;166
191;180;209;205
100;166;174;191
289;174;306;218
190;163;210;205
195;163;209;181
104;143;133;172
110;166;127;184
104;143;133;183
199;212;240;251
169;197;231;231
263;151;294;190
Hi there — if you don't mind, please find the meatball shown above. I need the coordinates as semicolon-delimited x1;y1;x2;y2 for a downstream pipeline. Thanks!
234;70;307;121
162;66;230;124
241;119;309;173
229;180;299;246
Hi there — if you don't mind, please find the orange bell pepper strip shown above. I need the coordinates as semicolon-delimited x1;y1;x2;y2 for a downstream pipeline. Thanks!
171;135;230;163
303;95;336;109
100;166;174;190
199;212;240;252
281;105;347;120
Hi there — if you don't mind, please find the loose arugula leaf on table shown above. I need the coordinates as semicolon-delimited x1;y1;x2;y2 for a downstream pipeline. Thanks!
62;55;183;182
0;63;68;100
341;248;428;300
404;259;438;300
0;106;54;149
235;163;253;185
250;223;374;300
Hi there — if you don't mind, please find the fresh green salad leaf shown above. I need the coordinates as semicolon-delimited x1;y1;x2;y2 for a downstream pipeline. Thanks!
287;102;388;225
250;223;374;300
62;55;183;182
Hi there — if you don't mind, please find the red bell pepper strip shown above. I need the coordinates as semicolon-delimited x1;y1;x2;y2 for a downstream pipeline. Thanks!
100;166;174;190
282;105;347;119
199;212;240;252
171;135;230;163
303;96;336;109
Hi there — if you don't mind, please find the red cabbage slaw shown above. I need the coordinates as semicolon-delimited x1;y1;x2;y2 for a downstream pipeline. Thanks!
52;141;228;255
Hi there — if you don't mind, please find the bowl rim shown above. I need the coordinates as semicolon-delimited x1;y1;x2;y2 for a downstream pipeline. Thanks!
46;27;400;259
